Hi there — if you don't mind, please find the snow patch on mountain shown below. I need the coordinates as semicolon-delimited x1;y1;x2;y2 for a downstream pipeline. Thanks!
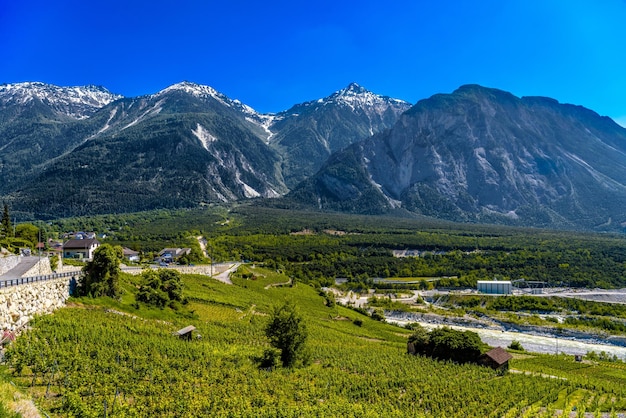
158;81;281;142
327;82;411;113
122;99;164;130
278;82;410;119
158;81;229;106
97;108;119;134
0;82;122;118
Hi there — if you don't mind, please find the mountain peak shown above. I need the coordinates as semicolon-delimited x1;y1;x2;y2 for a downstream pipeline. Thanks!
324;83;410;110
157;81;224;100
339;82;367;95
0;82;122;118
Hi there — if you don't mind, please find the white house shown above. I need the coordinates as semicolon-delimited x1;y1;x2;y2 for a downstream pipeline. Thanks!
63;238;100;260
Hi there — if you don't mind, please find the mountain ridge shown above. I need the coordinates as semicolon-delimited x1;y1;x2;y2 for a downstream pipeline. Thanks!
289;84;626;231
3;81;626;232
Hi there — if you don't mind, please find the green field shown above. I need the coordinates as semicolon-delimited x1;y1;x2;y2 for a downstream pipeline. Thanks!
2;266;626;417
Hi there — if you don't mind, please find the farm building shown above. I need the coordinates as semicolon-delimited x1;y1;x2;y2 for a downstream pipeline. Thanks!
477;280;512;295
478;347;513;371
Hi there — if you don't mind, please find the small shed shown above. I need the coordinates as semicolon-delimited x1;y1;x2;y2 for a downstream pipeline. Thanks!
175;325;196;341
478;347;513;371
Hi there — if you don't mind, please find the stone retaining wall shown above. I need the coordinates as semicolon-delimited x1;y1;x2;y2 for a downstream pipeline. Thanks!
0;277;70;331
22;258;53;277
123;265;214;276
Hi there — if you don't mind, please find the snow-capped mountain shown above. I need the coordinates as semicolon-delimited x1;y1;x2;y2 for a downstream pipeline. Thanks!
290;85;626;231
319;82;409;112
269;83;412;187
0;82;122;119
154;81;279;142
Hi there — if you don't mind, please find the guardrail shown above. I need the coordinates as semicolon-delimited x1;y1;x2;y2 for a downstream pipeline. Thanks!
0;271;80;289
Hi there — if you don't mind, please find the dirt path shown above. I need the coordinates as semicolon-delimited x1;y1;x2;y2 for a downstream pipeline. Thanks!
196;236;208;258
264;278;292;289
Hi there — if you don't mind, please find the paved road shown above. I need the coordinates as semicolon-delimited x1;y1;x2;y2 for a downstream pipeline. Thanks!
0;257;42;280
212;263;240;285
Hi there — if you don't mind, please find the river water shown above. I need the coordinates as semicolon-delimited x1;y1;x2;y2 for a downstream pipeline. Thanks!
386;314;626;360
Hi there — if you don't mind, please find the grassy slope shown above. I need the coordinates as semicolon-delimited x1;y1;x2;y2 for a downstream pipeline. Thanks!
1;267;625;417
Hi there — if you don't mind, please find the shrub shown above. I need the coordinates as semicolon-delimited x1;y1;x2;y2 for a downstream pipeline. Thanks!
136;269;185;308
259;348;282;369
370;309;385;322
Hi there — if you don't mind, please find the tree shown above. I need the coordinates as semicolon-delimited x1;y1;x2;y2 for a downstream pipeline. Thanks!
136;269;185;308
15;223;39;247
1;204;12;238
80;244;123;298
408;326;483;364
265;300;308;367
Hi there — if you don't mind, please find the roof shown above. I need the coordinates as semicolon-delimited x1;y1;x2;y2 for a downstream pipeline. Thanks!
123;247;139;256
159;248;191;257
63;238;99;249
481;347;513;365
477;280;512;285
176;325;196;335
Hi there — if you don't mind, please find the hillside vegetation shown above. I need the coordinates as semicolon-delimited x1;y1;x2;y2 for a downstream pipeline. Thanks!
2;266;626;416
47;205;626;289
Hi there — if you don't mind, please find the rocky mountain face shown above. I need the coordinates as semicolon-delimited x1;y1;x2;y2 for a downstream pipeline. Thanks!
1;81;406;218
269;83;411;187
4;80;626;232
0;83;123;192
290;85;626;231
11;82;287;217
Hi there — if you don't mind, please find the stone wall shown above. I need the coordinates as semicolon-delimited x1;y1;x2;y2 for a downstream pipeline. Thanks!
123;265;214;276
0;255;20;276
0;277;70;331
22;258;53;277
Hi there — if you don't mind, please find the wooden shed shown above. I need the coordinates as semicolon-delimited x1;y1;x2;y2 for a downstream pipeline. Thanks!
175;325;196;341
478;347;512;371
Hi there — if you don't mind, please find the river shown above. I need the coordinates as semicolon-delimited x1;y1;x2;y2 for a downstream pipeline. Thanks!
386;313;626;359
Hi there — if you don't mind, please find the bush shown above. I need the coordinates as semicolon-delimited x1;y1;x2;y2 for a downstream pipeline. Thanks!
409;325;483;364
508;340;524;351
258;348;282;369
136;269;186;308
370;309;385;322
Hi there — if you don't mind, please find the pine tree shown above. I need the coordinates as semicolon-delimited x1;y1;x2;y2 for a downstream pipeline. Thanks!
1;204;12;238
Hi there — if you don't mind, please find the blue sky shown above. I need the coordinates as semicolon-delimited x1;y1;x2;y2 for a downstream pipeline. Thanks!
1;1;626;125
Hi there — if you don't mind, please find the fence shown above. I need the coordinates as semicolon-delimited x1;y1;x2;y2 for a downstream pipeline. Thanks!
0;271;80;289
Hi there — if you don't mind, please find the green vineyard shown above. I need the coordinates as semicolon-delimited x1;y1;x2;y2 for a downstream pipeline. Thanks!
3;268;626;417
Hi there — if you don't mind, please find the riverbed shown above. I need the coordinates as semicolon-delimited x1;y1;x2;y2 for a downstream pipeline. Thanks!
386;314;626;359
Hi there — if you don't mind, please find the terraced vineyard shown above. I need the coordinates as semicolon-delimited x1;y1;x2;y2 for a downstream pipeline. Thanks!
2;268;626;417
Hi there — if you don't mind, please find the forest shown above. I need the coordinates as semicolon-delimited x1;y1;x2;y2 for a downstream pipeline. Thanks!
39;204;626;289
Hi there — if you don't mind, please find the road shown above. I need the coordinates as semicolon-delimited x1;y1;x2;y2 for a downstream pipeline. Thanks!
0;257;42;280
211;263;240;284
